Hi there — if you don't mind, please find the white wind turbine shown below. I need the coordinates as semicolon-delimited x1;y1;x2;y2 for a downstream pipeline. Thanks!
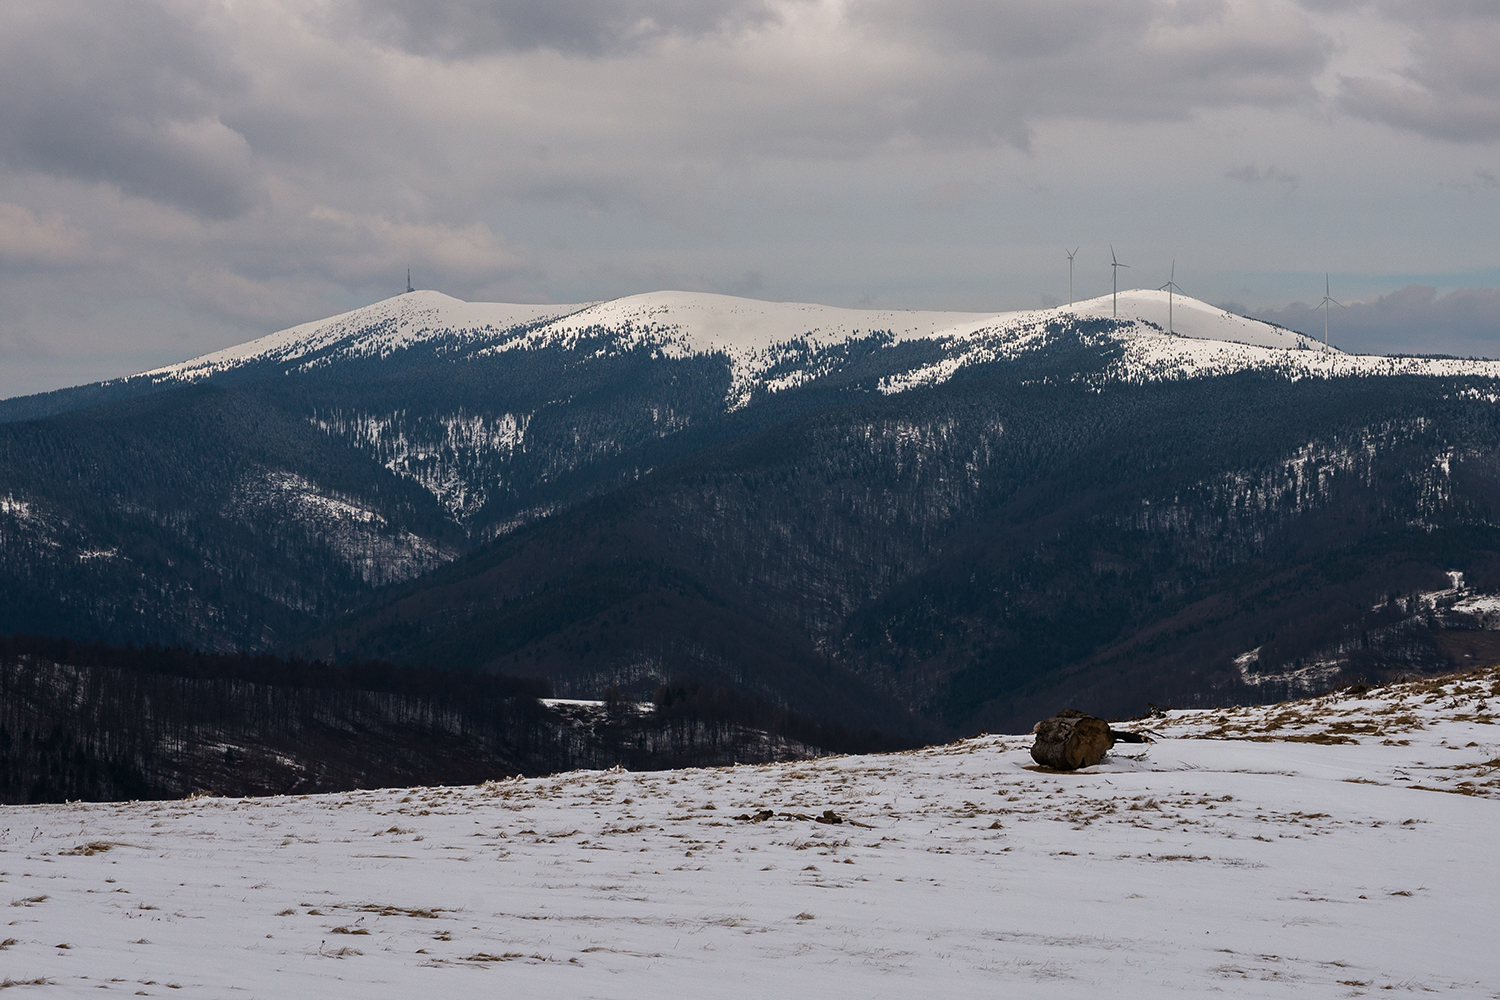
1159;260;1185;336
1110;245;1129;317
1066;247;1080;308
1314;273;1344;354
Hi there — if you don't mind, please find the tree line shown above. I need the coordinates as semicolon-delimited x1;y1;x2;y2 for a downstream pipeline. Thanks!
0;633;914;804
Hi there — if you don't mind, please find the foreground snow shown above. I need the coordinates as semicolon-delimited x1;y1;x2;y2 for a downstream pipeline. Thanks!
3;670;1498;998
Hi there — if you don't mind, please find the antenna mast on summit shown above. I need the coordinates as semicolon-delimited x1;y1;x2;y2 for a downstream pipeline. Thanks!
1159;260;1184;336
1110;246;1129;318
406;269;415;294
1313;273;1344;354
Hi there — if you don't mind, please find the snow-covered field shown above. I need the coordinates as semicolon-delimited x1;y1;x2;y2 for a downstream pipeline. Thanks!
4;670;1498;998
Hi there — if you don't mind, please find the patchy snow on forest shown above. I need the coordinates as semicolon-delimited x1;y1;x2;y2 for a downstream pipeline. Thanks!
2;670;1497;998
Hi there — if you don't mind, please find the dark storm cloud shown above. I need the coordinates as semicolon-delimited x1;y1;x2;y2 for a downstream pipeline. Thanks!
0;2;258;219
341;0;788;57
1336;3;1500;142
1250;285;1500;356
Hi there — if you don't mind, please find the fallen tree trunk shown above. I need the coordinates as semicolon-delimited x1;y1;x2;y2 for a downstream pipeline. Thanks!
1030;709;1149;770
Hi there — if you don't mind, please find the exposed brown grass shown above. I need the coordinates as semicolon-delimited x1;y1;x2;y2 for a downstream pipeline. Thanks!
58;841;123;857
355;904;444;919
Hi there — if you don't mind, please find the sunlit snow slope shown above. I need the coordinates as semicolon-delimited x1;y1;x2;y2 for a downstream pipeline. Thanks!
1072;289;1314;349
3;669;1497;997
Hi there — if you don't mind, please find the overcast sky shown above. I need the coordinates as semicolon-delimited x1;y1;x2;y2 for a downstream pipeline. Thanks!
3;0;1500;397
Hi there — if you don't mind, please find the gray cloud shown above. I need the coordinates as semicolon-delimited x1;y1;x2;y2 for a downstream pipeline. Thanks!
916;180;983;212
0;2;260;219
1226;164;1302;189
1337;5;1500;142
0;204;87;267
340;0;787;57
723;269;767;297
0;1;1496;399
1440;169;1500;191
1248;284;1500;356
0;0;1338;221
852;0;1152;60
854;0;1329;128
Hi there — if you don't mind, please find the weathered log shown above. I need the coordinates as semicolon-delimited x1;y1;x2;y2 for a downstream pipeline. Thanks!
1029;709;1149;770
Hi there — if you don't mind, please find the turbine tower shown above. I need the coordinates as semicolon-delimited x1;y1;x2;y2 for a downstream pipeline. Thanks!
1110;246;1129;318
1313;273;1344;354
406;268;415;294
1159;260;1185;336
1066;247;1080;308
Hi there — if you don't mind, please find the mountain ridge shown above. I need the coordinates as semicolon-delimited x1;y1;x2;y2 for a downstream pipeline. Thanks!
0;286;1423;425
6;290;1500;737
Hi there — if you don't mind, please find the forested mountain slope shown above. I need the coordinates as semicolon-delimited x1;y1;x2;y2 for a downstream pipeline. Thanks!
4;289;1500;735
299;338;1500;736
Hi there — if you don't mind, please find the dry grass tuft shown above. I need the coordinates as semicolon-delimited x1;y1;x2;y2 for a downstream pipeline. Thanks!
1282;733;1356;745
58;841;122;857
356;904;444;919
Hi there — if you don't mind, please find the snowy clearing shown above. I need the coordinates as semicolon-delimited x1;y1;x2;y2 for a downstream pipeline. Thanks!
2;669;1497;998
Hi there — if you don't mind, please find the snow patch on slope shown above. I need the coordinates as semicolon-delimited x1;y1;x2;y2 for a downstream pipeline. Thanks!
310;409;529;520
0;493;37;523
1451;593;1500;626
227;470;455;586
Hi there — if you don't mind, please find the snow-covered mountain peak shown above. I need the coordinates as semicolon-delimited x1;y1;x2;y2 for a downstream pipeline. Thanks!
528;289;997;356
131;287;1500;400
1068;289;1319;351
134;288;1323;387
141;290;587;382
